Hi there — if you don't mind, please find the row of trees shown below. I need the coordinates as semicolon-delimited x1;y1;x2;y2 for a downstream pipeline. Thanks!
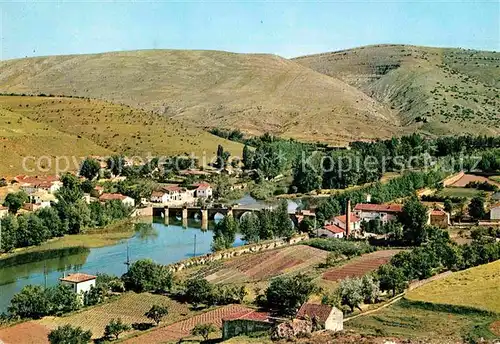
212;200;295;251
0;174;132;252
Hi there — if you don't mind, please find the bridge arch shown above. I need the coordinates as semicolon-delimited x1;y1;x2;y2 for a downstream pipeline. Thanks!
213;212;225;223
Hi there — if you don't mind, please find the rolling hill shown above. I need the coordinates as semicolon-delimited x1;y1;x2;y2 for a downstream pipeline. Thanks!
0;96;242;175
295;44;500;136
0;50;402;144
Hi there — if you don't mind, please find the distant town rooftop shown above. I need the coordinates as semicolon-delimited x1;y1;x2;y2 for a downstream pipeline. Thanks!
354;203;403;213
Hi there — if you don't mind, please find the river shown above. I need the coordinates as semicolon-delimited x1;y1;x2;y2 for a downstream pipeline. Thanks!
0;218;244;313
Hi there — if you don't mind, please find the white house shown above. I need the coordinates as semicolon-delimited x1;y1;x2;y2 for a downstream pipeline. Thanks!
16;175;62;195
325;214;362;232
150;191;170;204
60;273;96;295
491;203;500;221
163;185;195;204
99;193;135;207
353;203;403;224
195;183;213;198
296;303;343;332
319;224;345;238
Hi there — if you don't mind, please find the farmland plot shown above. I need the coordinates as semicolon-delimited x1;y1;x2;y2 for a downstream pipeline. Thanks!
205;245;328;284
322;250;401;281
38;292;192;339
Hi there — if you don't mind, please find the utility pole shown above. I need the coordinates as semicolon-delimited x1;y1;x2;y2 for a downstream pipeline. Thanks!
124;243;131;272
44;263;48;288
193;234;197;257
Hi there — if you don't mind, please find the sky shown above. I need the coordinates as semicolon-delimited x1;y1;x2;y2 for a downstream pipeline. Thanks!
1;0;499;60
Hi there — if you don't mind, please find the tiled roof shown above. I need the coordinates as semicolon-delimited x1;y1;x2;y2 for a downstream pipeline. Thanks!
323;224;345;234
430;209;447;216
99;193;127;201
60;273;96;283
354;203;403;213
296;303;334;324
163;185;184;193
195;183;211;190
335;214;360;224
222;309;271;322
151;191;164;197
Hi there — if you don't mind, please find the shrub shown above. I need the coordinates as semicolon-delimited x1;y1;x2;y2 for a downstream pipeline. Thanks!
48;325;92;344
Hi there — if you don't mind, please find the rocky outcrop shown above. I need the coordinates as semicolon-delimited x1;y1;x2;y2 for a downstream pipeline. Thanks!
272;319;313;340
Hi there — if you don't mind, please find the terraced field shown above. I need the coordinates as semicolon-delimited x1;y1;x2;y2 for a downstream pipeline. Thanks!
38;292;193;339
204;245;328;284
123;304;253;344
323;250;401;281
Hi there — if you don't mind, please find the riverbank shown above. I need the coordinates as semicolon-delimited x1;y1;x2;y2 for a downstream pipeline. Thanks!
0;219;135;261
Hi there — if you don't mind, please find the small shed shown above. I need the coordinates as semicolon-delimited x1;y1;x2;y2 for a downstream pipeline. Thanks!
222;309;274;340
60;273;97;294
296;303;343;332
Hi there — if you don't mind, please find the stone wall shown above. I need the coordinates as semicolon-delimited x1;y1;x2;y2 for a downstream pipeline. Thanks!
167;233;309;272
442;171;465;187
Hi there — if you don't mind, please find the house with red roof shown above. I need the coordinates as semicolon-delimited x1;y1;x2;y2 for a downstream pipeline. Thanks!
149;185;196;205
354;203;403;224
15;175;62;195
99;193;135;207
428;208;451;228
325;213;361;232
194;183;213;198
60;273;96;296
296;303;343;331
320;223;345;238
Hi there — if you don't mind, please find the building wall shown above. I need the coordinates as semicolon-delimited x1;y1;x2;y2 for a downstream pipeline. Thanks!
491;207;500;220
355;211;397;224
122;197;135;207
317;228;343;239
324;308;343;332
222;320;273;340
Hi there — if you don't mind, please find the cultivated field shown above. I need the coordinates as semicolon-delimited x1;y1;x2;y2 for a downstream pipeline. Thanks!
406;260;500;313
322;250;401;281
345;298;499;343
0;321;50;344
202;245;328;284
436;187;484;198
123;304;253;344
450;174;500;188
38;292;193;339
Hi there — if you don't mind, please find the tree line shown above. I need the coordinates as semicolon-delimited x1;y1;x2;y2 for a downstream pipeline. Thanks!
0;174;132;253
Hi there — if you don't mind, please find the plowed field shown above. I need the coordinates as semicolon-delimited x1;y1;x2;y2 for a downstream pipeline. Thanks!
322;250;401;281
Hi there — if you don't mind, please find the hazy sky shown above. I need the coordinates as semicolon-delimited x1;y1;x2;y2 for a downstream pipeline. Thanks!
1;0;499;60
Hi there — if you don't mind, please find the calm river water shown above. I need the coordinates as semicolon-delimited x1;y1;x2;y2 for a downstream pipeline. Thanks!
0;218;244;313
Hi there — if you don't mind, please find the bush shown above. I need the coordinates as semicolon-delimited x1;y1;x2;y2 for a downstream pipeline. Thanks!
104;318;130;340
122;259;173;292
265;274;317;316
191;323;217;342
48;325;92;344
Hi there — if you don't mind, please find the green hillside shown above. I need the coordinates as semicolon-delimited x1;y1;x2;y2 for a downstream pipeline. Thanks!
0;50;402;145
295;44;500;136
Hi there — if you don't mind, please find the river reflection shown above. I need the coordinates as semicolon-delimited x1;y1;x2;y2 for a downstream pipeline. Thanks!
0;218;244;313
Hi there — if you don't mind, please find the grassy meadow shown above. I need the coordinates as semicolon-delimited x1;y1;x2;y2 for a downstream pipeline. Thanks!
406;260;500;314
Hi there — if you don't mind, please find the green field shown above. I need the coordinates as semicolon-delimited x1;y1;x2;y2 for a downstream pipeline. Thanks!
407;260;500;314
345;299;499;343
436;187;484;198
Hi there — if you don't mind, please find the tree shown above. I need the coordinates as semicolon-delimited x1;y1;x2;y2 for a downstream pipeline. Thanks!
212;215;238;251
107;155;125;176
292;153;322;193
274;200;295;239
122;259;172;292
79;157;101;180
3;191;28;213
185;279;214;307
104;318;130;340
8;285;48;319
0;215;18;252
265;274;316;316
191;323;217;342
443;198;453;213
48;325;92;344
377;264;407;296
361;275;380;304
145;305;169;326
45;284;80;315
468;196;486;220
398;198;429;245
239;212;260;243
337;277;363;312
242;145;254;170
214;145;230;169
